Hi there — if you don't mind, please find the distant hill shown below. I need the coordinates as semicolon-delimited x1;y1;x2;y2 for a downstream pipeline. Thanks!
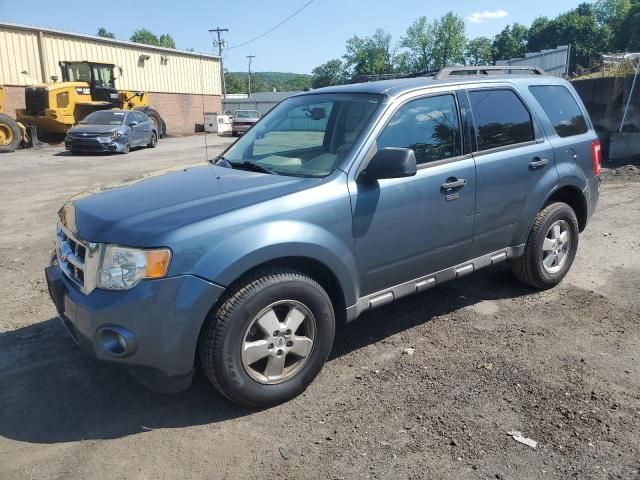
225;71;311;94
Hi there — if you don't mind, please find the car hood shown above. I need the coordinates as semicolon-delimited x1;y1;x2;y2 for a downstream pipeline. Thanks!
69;124;122;134
61;164;321;245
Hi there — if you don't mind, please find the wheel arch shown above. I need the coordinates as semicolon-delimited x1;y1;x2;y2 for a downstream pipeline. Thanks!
543;184;588;232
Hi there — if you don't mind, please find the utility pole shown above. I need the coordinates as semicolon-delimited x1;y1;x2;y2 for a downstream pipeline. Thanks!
247;55;256;97
208;27;229;100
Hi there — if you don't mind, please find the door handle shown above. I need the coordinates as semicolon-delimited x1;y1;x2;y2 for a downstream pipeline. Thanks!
441;178;467;190
529;157;549;169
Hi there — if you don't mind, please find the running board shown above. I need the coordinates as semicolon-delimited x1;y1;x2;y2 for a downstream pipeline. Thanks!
346;245;524;322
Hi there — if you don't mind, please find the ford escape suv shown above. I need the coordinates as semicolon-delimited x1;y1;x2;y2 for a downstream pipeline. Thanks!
46;66;601;407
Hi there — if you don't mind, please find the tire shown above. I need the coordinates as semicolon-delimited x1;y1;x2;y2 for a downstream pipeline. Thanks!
134;107;166;138
147;131;158;148
0;113;21;153
121;142;131;154
231;131;238;137
199;269;335;408
512;202;579;289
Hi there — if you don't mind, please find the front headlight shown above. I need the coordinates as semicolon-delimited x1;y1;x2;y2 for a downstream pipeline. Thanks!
97;245;171;290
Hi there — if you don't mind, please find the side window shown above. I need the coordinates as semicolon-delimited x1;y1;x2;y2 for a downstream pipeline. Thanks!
376;94;462;165
134;112;148;123
529;85;588;138
468;89;534;151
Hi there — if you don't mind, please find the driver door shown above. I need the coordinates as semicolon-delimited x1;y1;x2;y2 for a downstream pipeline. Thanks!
350;92;477;295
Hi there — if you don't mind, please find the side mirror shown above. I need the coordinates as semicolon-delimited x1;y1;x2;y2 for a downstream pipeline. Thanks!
129;121;138;127
358;148;417;182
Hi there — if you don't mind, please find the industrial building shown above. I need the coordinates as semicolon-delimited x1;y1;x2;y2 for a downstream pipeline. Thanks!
0;21;222;135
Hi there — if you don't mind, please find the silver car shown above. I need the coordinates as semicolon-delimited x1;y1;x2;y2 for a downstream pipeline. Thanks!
231;110;260;136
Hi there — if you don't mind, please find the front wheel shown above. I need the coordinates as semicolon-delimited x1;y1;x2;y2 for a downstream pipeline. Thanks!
512;202;579;289
121;142;131;154
198;269;335;407
147;131;158;148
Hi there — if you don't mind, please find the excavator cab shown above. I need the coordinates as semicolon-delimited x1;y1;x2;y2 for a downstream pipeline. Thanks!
59;61;120;107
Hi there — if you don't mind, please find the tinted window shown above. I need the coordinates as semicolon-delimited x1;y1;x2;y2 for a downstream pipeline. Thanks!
377;94;462;165
134;112;148;123
529;85;588;137
468;89;534;151
80;111;125;125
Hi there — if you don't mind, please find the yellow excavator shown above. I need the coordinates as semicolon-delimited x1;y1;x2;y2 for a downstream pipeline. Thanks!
14;61;165;143
0;86;29;152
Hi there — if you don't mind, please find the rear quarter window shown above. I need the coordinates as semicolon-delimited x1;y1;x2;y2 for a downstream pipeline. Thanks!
529;85;588;138
468;89;534;151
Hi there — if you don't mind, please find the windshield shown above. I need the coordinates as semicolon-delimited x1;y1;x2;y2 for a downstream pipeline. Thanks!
235;111;260;119
80;111;126;126
222;93;382;177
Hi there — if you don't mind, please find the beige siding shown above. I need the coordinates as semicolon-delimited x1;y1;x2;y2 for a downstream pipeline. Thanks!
0;24;221;95
0;28;43;84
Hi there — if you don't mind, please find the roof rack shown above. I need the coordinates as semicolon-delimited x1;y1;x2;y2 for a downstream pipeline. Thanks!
349;70;437;84
434;65;546;79
349;65;547;84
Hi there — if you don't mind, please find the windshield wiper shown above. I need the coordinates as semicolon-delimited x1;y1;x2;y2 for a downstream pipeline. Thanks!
231;161;279;175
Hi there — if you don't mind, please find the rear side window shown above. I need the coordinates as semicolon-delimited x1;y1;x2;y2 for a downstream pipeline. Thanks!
529;85;588;137
376;94;462;165
468;89;534;151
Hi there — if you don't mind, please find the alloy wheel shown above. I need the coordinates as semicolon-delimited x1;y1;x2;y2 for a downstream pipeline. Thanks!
542;219;571;274
241;300;316;384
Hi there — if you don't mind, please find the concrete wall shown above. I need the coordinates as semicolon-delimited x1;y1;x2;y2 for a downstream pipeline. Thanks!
572;75;640;133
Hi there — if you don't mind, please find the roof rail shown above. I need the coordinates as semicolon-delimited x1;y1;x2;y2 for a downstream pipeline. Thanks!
350;70;438;84
434;65;546;79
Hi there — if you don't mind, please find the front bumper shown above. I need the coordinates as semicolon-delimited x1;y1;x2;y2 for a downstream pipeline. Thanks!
232;123;253;134
65;136;127;153
45;263;225;391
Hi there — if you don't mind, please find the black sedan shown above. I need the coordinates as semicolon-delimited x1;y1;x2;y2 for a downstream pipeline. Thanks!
65;110;158;154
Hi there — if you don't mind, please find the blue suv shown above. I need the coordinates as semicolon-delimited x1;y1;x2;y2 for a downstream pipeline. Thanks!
45;66;601;406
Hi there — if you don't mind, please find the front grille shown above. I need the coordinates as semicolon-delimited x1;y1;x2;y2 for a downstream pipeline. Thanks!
68;132;102;139
25;88;49;115
55;224;101;294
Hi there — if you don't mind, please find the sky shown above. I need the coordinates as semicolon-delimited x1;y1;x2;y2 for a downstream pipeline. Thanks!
0;0;589;74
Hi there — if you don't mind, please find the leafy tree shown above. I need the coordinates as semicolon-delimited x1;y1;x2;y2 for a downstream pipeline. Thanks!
130;29;176;49
343;28;394;78
97;28;115;39
617;0;640;51
431;12;466;69
594;0;631;27
158;34;176;49
527;17;555;52
311;59;348;88
401;16;436;72
130;29;159;45
465;36;494;66
492;23;529;61
224;72;246;94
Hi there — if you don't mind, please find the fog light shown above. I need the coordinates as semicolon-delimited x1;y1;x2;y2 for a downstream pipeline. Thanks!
97;326;137;357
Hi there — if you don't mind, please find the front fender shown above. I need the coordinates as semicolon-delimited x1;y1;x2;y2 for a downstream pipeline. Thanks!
191;220;359;307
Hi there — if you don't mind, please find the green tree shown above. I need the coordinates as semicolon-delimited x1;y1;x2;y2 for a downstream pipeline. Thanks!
616;0;640;51
465;36;494;66
158;34;176;49
130;29;159;45
311;59;348;88
97;28;115;39
553;5;611;70
224;72;246;94
431;12;466;69
493;23;529;61
527;17;555;52
130;29;176;49
343;28;394;78
401;16;436;72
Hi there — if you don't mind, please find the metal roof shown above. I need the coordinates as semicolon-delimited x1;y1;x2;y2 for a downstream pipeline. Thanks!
0;20;220;59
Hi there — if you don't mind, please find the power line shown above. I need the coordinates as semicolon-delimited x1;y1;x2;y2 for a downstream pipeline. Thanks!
208;27;229;98
227;0;315;50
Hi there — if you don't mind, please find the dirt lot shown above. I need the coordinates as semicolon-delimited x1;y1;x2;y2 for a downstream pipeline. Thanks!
1;138;639;480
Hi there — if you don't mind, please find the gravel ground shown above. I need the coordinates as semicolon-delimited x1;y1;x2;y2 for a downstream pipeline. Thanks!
0;138;639;480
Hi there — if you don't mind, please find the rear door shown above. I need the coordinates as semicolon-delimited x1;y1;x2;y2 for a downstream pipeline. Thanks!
350;91;477;295
465;85;558;257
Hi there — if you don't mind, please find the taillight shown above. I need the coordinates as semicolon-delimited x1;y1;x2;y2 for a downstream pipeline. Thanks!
592;140;602;176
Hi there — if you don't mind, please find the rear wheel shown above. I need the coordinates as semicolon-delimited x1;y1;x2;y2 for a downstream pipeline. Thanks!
0;113;21;152
512;202;579;289
198;269;335;407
